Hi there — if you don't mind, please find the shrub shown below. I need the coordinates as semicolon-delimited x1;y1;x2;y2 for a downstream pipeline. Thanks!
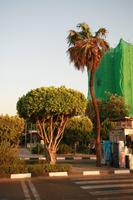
77;145;88;154
57;144;72;154
28;163;72;176
31;144;44;154
28;164;45;176
0;159;28;176
43;163;72;173
0;141;19;165
0;161;72;177
9;160;28;174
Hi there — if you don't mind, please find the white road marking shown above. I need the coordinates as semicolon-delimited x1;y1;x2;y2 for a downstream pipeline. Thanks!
74;176;133;199
97;196;133;200
81;183;133;189
90;188;133;195
75;179;133;185
21;180;41;200
21;181;31;200
28;180;41;200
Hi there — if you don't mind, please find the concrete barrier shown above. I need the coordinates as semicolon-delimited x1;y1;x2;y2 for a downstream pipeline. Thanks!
49;172;68;177
114;169;130;174
11;173;31;179
83;171;100;176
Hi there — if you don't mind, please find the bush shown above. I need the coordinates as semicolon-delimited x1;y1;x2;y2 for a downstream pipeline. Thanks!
9;160;28;174
28;164;45;176
0;162;72;177
28;163;72;176
31;144;44;154
43;163;72;173
0;159;28;177
57;144;72;154
0;141;19;165
77;145;88;154
25;158;46;165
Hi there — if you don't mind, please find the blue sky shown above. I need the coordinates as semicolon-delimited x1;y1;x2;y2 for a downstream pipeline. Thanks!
0;0;133;115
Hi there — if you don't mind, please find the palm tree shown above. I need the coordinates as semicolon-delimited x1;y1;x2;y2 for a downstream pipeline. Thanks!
67;23;109;166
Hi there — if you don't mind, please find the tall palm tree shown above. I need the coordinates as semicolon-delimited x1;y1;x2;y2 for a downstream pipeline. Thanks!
67;23;109;166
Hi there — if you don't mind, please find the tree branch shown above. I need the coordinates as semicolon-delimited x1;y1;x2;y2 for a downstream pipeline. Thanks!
37;119;49;144
55;115;68;149
49;116;54;147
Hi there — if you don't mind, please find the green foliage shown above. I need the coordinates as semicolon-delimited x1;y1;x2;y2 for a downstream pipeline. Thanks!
31;144;44;154
87;93;129;122
64;116;93;145
43;163;71;173
0;158;72;177
17;86;87;121
28;163;71;176
0;115;24;144
77;144;89;154
0;115;25;177
9;159;28;174
102;93;129;120
17;86;87;164
28;164;45;176
100;119;115;140
0;115;24;171
0;159;28;177
57;144;73;154
0;141;18;165
25;158;45;165
87;93;129;139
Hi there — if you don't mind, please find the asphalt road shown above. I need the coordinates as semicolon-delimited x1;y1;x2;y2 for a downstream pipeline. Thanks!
0;174;133;200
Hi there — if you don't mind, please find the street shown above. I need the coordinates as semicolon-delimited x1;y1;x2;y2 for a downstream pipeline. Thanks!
0;174;133;200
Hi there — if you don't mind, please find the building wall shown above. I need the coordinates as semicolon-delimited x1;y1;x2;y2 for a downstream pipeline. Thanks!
88;39;133;116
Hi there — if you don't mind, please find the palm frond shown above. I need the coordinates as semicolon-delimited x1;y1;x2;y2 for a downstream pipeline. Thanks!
95;28;107;38
67;22;110;71
67;30;81;46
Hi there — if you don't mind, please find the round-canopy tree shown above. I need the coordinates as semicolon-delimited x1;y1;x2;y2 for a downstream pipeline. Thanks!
64;116;93;153
67;22;109;166
17;86;87;164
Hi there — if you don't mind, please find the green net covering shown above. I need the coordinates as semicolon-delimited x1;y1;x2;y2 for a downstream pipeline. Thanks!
88;39;133;116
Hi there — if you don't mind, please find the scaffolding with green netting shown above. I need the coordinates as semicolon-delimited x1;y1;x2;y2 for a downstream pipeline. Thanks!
88;39;133;116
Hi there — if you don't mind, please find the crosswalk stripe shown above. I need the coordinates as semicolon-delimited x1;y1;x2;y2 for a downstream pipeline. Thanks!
81;183;133;189
74;175;133;199
97;196;133;200
90;188;133;195
75;179;133;185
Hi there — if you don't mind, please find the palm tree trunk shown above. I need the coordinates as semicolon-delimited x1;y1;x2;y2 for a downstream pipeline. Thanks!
89;68;101;167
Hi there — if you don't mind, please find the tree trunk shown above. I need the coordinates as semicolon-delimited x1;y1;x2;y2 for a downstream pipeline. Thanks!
45;146;57;165
89;68;101;167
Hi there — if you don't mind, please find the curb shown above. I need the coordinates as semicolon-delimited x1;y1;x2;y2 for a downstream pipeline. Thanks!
82;169;133;176
114;169;130;174
10;173;31;179
83;171;100;176
9;169;133;179
49;172;68;177
21;156;96;161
